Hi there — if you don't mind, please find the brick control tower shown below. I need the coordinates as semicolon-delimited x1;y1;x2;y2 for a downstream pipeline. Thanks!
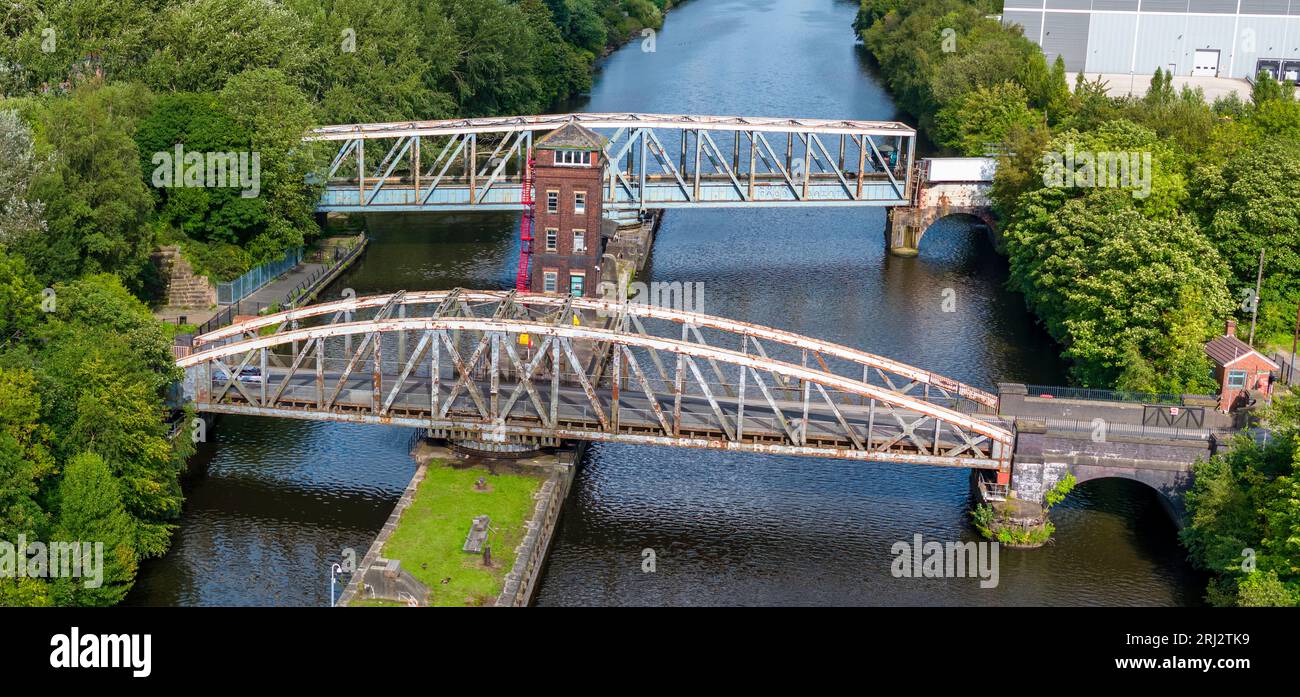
528;123;607;296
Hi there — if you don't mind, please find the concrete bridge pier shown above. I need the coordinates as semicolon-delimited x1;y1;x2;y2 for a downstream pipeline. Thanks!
971;383;1229;545
886;197;998;257
887;158;997;257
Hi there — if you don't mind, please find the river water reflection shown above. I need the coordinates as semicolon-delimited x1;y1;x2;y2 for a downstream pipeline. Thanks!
127;0;1203;606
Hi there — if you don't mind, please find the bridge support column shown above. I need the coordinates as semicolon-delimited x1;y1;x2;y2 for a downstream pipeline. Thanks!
885;198;998;257
886;207;922;257
970;422;1060;548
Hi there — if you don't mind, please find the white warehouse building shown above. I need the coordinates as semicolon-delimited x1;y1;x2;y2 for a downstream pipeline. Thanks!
1002;1;1300;81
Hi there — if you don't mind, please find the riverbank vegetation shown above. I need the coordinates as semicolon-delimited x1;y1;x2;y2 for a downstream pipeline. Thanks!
2;0;677;286
0;266;192;605
972;473;1075;547
1182;395;1300;606
0;0;675;606
857;0;1300;604
856;0;1300;392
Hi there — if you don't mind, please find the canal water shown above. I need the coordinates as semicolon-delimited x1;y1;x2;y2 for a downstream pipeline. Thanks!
127;0;1204;606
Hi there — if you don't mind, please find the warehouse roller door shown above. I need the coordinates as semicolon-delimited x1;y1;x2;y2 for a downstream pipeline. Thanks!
1192;49;1220;77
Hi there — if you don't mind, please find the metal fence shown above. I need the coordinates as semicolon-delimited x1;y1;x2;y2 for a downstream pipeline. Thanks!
1040;417;1218;442
1271;351;1297;386
216;247;303;305
1023;383;1191;406
194;235;367;339
283;236;367;309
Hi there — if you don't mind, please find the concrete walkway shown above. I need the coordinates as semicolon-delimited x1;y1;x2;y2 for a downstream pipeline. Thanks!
243;259;330;309
1076;73;1258;101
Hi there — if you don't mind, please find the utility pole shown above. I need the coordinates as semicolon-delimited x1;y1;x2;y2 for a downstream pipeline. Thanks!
1290;300;1300;385
1249;247;1265;346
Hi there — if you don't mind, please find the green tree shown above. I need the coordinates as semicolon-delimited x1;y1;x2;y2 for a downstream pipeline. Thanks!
1250;70;1296;106
438;0;549;116
0;366;55;542
1143;67;1175;109
134;92;263;258
1004;190;1231;388
0;109;47;247
217;68;320;264
0;250;42;348
989;122;1049;220
935;81;1042;156
1182;395;1300;606
140;0;310;92
18;81;154;288
298;0;456;124
1191;138;1300;340
0;0;159;95
50;451;138;606
520;0;592;109
37;274;183;556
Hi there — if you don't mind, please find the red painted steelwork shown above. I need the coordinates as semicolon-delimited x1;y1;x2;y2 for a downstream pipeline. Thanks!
515;158;536;291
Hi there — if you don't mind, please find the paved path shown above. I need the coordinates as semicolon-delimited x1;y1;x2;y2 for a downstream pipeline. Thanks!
243;260;330;309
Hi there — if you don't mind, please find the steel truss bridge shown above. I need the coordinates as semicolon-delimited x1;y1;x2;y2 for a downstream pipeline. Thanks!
308;113;917;212
179;291;1012;470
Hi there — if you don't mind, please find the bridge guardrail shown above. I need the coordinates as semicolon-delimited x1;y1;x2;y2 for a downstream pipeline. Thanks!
1039;417;1222;442
1023;384;1195;406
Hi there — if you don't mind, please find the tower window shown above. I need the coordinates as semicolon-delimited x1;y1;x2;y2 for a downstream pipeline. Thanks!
554;150;591;166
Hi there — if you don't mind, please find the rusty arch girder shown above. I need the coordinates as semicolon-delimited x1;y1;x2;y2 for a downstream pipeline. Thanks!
180;291;1012;470
193;290;998;409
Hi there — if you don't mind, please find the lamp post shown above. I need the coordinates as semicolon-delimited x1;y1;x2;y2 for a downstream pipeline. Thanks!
330;562;343;607
1249;247;1265;346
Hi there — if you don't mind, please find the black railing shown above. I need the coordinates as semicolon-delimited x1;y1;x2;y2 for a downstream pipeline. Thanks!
1023;384;1193;406
284;234;368;309
1038;417;1220;442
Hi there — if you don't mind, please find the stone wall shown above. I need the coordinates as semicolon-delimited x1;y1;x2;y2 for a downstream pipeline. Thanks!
337;459;428;606
154;245;217;309
495;450;577;607
1010;423;1213;525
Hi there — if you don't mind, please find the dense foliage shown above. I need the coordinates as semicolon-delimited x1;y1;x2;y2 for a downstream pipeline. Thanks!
1182;395;1300;606
1;0;676;283
0;0;677;606
856;0;1300;392
857;0;1300;604
0;258;191;606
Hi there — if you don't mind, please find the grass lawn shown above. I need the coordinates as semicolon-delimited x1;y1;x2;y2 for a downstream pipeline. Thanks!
380;459;546;607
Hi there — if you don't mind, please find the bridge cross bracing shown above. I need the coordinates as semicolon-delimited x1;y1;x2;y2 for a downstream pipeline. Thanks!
307;113;918;212
179;291;1013;470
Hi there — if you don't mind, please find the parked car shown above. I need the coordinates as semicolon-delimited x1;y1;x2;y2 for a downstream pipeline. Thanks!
214;366;264;384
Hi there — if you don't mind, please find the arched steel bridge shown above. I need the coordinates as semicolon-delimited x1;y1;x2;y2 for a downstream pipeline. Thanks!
178;290;1012;470
308;113;917;212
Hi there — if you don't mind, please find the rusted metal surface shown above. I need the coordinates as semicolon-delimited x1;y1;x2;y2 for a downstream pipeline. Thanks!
195;402;1003;469
178;290;1013;469
191;290;997;408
